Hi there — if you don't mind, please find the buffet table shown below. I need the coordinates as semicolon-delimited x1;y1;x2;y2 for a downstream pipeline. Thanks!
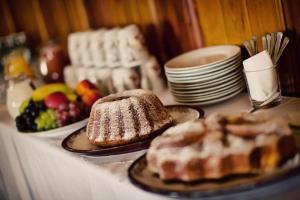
1;92;300;200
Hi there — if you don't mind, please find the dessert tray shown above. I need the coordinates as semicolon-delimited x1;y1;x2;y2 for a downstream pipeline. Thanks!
128;128;300;198
61;105;204;156
19;118;88;138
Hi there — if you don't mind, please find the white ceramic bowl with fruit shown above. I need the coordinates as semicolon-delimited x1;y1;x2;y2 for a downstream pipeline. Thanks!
15;80;101;137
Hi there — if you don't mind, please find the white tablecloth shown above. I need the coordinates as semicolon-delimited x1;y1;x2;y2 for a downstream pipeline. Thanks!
1;92;300;200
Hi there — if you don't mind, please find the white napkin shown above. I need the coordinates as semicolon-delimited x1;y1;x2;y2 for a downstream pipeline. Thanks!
243;50;279;102
243;50;273;71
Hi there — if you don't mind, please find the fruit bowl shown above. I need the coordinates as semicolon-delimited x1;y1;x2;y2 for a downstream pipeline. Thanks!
15;80;101;135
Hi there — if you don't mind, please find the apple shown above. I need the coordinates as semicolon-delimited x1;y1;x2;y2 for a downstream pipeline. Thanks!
76;80;97;96
44;92;70;109
82;90;101;107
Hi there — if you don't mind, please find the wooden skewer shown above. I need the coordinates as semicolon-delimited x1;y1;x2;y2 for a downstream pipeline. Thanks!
244;32;289;63
275;37;289;63
266;34;272;54
243;40;253;56
270;32;276;58
262;36;267;52
251;36;257;55
273;32;283;63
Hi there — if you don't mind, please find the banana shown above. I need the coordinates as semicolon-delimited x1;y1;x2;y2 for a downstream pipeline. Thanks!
66;93;77;101
32;83;75;101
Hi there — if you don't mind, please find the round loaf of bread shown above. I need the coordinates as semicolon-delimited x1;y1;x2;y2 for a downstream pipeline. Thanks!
86;89;173;147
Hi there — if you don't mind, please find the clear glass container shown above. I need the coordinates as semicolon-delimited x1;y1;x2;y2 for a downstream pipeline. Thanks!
244;66;281;109
6;75;34;118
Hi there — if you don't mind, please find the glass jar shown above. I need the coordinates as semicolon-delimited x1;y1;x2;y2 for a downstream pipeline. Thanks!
6;75;34;118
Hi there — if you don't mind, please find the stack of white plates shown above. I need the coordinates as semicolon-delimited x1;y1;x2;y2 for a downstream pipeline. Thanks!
165;45;245;105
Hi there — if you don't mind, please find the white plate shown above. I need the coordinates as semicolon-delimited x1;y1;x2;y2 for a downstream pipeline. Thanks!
169;74;243;92
168;70;242;90
165;45;241;70
173;85;245;101
174;86;245;106
166;62;241;83
165;56;241;76
166;60;241;81
165;60;241;79
173;82;245;99
173;84;245;101
166;64;242;84
170;77;244;95
165;53;241;74
20;118;89;138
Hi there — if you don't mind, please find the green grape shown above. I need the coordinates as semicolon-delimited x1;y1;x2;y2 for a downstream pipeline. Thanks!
36;119;45;130
35;109;57;131
41;112;47;120
45;123;50;130
19;99;30;114
50;123;56;129
47;109;56;118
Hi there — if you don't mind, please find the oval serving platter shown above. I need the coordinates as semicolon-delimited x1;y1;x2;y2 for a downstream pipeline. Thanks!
128;129;300;198
61;105;204;156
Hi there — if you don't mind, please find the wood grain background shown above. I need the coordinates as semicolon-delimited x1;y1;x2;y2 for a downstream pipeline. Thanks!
0;0;299;96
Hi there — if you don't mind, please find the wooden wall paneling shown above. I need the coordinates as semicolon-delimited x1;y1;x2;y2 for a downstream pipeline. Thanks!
135;0;166;63
85;0;156;28
281;0;300;95
153;0;202;60
282;0;300;31
155;0;178;58
63;0;90;32
136;0;169;62
82;0;102;27
99;0;128;26
136;0;156;25
6;0;44;46
0;0;15;36
38;0;71;48
112;0;129;26
186;0;203;49
38;0;90;51
278;42;298;95
194;0;228;46
84;0;123;28
31;0;49;43
219;0;252;44
122;0;140;24
245;0;285;36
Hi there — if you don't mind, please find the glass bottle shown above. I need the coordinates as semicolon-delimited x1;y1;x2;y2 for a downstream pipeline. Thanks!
39;42;67;83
